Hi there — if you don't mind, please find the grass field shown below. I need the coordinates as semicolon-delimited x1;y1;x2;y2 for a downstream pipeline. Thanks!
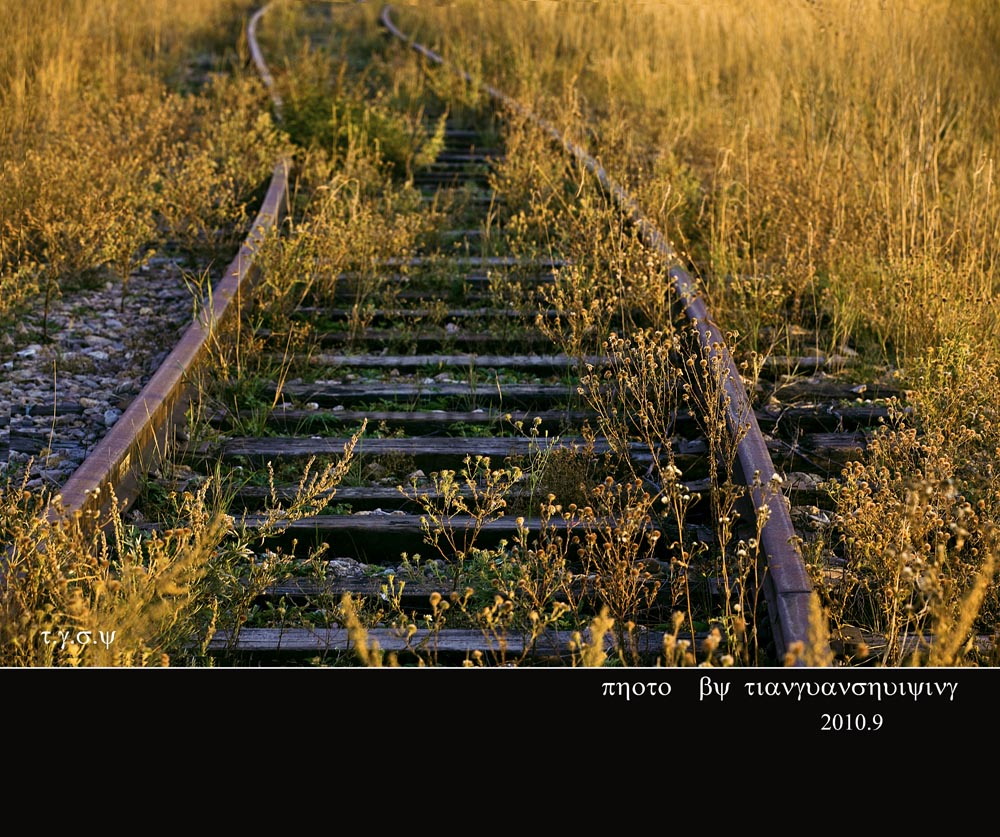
2;0;999;666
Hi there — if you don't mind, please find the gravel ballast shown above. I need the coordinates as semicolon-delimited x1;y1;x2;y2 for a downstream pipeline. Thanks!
1;258;205;494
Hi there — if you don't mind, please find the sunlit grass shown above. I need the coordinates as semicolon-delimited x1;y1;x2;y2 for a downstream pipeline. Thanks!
5;0;1000;666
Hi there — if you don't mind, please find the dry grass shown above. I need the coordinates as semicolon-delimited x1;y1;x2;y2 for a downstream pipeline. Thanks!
384;1;1000;663
6;0;1000;666
0;0;281;322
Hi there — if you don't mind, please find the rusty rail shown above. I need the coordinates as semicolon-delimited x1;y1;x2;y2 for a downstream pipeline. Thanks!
50;6;291;531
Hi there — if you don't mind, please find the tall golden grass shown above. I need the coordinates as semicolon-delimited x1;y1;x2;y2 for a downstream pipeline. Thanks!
400;0;1000;363
4;0;1000;665
0;0;270;319
382;0;1000;663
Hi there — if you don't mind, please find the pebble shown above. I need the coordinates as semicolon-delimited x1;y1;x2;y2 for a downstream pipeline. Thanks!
1;262;205;493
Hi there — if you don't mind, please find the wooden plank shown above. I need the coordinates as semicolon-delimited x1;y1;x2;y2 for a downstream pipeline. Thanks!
205;626;692;657
225;511;680;565
293;305;561;321
231;477;717;518
272;381;580;408
303;353;602;370
201;430;864;466
376;255;567;269
209;435;615;462
759;353;860;376
218;403;887;437
254;568;701;606
194;431;862;481
217;408;595;434
263;329;558;352
756;403;895;433
756;378;903;402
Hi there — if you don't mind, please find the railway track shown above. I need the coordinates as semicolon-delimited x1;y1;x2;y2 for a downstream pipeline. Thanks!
41;2;912;668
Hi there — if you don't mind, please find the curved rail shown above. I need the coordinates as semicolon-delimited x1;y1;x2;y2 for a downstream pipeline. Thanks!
50;6;291;531
379;4;823;663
